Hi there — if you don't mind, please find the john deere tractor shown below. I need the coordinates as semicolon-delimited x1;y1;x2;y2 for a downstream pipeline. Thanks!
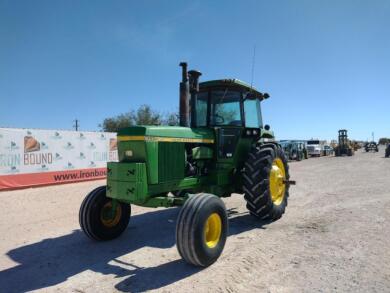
79;62;293;267
334;129;354;156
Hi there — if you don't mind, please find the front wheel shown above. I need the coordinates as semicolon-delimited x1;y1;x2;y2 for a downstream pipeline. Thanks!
79;186;131;240
176;193;228;267
243;143;290;221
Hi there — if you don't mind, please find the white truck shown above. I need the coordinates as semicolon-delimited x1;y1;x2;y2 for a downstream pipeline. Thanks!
306;139;323;157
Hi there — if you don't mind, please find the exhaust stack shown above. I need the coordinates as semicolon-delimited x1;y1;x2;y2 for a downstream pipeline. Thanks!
179;62;190;127
188;69;202;128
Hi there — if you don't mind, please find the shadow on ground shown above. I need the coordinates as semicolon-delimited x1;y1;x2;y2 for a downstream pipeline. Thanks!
0;207;269;292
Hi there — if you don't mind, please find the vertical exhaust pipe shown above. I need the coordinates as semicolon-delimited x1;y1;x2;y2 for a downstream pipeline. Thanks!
188;69;202;128
179;62;190;127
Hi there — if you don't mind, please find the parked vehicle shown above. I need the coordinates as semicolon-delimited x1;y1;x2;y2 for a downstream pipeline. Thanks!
280;141;307;161
79;62;294;267
306;139;322;157
334;129;354;156
386;144;390;158
322;145;333;156
365;141;378;152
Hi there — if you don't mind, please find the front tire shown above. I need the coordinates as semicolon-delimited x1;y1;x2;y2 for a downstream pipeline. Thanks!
79;186;130;241
243;143;290;221
176;193;228;267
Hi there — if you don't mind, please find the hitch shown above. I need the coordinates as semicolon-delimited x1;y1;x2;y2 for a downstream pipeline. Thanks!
283;179;296;185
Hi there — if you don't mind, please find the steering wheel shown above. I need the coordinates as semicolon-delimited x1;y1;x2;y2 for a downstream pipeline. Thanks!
214;113;225;124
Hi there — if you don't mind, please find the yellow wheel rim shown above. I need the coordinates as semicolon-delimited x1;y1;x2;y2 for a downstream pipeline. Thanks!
204;213;222;248
100;201;122;228
269;158;286;206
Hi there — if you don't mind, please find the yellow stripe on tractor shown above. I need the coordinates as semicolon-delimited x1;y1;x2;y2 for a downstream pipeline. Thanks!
117;135;214;144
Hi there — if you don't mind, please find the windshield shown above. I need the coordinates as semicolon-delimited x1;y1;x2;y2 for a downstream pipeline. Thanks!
307;140;320;145
209;89;242;126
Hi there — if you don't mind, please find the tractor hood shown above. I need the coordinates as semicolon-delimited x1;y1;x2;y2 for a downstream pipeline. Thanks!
117;126;214;144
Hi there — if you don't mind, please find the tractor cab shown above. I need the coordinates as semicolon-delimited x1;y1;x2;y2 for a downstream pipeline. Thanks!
178;62;272;164
194;79;271;160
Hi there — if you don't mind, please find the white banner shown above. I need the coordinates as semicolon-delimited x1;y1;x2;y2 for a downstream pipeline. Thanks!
0;128;118;189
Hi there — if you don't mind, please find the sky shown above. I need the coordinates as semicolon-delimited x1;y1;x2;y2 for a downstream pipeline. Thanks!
0;0;389;141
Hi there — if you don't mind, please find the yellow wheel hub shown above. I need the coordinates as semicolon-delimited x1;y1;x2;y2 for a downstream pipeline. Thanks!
204;213;222;248
100;201;122;228
269;158;286;206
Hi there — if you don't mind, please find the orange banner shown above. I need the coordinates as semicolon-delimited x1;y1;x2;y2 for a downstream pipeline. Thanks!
0;168;107;190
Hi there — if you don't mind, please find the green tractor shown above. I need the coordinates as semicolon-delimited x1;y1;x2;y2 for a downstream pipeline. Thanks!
79;62;294;267
280;141;307;161
334;129;354;156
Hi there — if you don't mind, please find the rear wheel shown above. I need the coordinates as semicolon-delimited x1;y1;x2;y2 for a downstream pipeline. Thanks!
79;186;130;240
243;144;290;221
176;193;228;267
297;151;302;161
304;150;308;159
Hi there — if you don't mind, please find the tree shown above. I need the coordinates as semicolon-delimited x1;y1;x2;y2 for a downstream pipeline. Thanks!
164;112;179;126
378;138;390;145
100;112;135;132
135;105;162;125
100;104;178;132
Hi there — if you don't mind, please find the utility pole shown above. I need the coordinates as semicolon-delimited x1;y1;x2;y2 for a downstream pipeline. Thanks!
372;132;374;142
73;119;79;131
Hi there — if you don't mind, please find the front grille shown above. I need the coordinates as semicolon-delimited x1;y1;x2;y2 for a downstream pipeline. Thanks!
158;142;185;182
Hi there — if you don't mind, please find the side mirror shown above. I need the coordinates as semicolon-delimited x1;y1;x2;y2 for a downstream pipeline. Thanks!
264;124;270;131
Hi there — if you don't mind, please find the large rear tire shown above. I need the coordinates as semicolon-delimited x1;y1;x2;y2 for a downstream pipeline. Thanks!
176;193;228;267
243;143;290;221
79;186;130;241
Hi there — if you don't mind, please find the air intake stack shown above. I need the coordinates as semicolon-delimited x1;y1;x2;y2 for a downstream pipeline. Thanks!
179;62;190;127
188;69;202;128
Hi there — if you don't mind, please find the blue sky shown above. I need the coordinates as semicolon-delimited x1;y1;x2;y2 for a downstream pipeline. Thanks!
1;0;389;141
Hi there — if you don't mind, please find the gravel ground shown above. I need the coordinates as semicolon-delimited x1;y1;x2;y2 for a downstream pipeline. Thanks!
0;147;389;293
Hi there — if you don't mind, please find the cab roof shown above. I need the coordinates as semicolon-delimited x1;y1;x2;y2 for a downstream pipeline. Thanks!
199;79;269;100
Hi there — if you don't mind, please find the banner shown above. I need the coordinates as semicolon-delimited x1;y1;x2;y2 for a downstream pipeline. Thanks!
0;128;118;190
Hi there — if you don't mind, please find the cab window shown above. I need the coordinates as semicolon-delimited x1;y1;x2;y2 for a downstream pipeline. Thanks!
210;89;242;126
244;98;262;128
196;91;208;126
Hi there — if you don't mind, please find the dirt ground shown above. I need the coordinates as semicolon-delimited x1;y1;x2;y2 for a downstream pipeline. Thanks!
0;147;389;293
